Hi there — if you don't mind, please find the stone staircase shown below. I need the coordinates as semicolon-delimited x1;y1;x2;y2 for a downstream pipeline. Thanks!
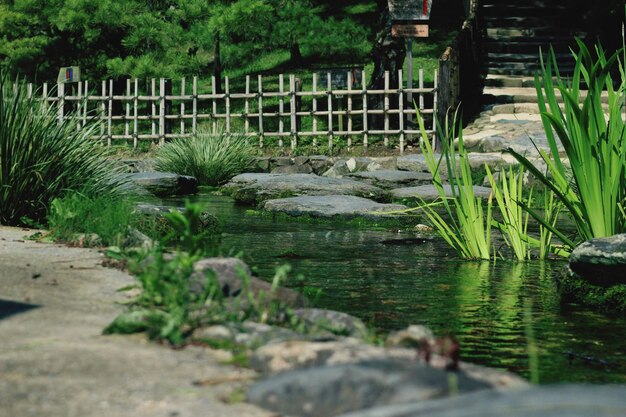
480;0;587;113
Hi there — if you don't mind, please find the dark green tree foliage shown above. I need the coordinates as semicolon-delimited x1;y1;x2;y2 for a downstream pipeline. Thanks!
0;0;371;81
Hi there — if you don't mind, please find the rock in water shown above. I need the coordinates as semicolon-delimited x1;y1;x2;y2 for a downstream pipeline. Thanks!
127;172;198;197
569;234;626;286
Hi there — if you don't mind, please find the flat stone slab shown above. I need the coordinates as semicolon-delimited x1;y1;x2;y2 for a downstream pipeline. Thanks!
390;185;493;202
396;153;513;176
346;170;433;189
336;384;626;417
262;195;407;219
126;171;198;197
224;174;387;204
247;359;492;417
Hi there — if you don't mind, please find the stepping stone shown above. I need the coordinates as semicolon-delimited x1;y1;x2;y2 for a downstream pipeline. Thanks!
224;173;387;204
391;185;493;202
262;195;407;219
125;171;198;197
346;170;433;189
396;153;511;175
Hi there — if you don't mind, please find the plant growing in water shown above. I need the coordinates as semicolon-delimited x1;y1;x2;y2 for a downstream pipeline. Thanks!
0;74;125;226
154;128;255;186
414;110;493;260
508;39;626;248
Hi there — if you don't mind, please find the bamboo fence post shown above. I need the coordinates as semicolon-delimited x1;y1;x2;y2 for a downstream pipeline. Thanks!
192;76;198;134
327;72;333;152
398;69;405;154
258;75;264;148
289;74;297;150
108;79;114;146
384;70;390;147
312;73;318;147
225;76;231;133
82;81;88;128
43;83;48;110
75;81;82;131
125;79;131;138
278;74;284;148
419;68;425;111
211;76;217;134
347;71;353;149
433;69;438;149
100;80;106;141
180;78;186;135
244;75;250;135
159;78;165;145
151;79;156;140
133;79;139;149
57;82;65;125
362;70;368;149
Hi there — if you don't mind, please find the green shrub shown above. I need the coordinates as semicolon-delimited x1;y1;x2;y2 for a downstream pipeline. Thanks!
0;74;125;226
154;128;255;186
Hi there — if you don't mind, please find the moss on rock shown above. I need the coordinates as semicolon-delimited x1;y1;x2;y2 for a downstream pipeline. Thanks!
556;266;626;314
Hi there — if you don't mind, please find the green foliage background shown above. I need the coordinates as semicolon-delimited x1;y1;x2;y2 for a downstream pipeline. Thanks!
0;0;374;81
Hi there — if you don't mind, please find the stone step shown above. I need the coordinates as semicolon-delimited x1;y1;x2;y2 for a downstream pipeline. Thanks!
483;16;574;28
485;74;590;88
486;52;573;63
486;62;576;76
483;41;575;55
486;28;585;39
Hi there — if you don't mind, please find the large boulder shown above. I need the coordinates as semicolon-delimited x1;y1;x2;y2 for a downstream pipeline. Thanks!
223;173;388;205
335;385;626;417
569;234;626;286
262;195;407;220
246;359;493;417
126;171;198;197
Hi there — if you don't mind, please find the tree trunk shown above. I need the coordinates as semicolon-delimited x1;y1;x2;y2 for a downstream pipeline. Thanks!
369;1;405;127
290;42;303;64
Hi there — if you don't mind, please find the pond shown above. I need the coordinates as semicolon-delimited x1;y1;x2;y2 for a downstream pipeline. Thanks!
162;191;626;384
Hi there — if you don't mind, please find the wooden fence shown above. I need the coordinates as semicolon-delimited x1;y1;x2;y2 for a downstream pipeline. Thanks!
33;68;438;154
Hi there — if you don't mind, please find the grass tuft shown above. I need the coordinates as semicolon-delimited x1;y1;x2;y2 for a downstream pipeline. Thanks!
155;128;256;186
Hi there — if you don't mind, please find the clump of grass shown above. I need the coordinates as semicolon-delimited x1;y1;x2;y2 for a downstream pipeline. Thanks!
47;193;137;246
155;128;255;186
0;74;126;226
509;39;626;249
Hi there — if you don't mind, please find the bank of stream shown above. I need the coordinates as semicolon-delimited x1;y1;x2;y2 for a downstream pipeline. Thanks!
160;191;626;385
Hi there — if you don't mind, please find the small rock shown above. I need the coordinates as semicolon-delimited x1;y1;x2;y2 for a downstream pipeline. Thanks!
386;325;434;348
127;172;198;197
294;308;369;339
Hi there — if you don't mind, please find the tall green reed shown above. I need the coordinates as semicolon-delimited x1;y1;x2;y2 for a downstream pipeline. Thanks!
508;39;626;248
415;109;493;260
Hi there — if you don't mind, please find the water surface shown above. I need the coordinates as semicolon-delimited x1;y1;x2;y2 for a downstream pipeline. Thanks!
163;193;626;384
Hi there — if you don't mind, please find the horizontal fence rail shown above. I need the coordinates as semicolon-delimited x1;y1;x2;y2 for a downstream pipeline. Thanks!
31;69;438;154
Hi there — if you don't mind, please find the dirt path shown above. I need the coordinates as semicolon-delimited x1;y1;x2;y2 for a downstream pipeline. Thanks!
0;226;271;417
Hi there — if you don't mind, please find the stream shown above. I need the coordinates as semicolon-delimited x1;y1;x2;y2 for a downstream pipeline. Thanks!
161;191;626;384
